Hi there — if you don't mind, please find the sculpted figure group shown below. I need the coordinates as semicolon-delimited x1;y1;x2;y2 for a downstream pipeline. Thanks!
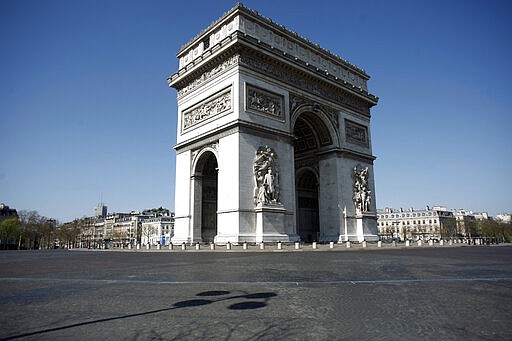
253;146;280;205
352;166;371;214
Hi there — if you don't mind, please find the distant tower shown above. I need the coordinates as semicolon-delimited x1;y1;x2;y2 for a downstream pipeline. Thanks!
94;203;107;218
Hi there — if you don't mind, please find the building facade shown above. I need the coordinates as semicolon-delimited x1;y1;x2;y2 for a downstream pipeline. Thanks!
168;4;379;244
0;203;18;223
79;209;174;247
377;206;457;240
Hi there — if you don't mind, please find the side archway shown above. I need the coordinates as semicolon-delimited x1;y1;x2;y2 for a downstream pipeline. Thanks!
191;149;218;243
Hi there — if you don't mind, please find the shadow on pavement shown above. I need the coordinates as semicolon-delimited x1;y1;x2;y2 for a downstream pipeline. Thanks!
0;290;277;340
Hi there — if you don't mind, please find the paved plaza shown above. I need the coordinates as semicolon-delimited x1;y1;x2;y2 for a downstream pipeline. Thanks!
0;246;511;340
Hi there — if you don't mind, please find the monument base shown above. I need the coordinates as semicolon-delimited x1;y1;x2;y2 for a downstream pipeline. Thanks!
255;204;299;243
339;212;379;242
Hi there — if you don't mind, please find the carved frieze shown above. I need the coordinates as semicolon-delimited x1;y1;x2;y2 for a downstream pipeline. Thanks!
345;120;369;148
238;15;368;90
246;84;284;121
239;53;370;115
177;55;240;98
182;88;232;132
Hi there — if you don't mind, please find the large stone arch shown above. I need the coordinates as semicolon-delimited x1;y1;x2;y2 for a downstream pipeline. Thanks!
169;4;379;244
290;103;340;150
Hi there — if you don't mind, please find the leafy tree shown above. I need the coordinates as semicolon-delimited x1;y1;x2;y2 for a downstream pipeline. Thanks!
0;217;20;249
18;210;45;249
56;220;81;248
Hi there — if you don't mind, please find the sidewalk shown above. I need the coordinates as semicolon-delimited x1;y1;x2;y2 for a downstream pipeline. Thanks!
75;240;510;253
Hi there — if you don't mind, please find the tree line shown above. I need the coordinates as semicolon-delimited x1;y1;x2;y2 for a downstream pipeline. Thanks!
0;210;80;250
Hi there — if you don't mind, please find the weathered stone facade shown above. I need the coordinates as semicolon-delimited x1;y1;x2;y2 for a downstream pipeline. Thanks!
168;4;379;243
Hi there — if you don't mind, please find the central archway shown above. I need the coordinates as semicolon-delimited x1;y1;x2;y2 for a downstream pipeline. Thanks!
296;169;319;242
293;110;336;242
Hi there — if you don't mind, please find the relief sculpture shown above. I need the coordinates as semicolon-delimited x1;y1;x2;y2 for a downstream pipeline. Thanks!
182;88;231;131
246;85;283;119
253;146;280;206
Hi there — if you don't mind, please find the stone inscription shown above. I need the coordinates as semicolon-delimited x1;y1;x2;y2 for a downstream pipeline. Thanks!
345;120;368;147
182;88;232;131
246;85;284;120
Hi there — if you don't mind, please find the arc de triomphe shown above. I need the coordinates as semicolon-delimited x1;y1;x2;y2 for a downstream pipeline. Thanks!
168;4;379;244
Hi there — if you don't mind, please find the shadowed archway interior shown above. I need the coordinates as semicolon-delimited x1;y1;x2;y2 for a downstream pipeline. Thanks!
293;112;331;242
195;152;218;242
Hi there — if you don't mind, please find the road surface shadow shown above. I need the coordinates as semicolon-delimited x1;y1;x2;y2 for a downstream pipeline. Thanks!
0;290;277;340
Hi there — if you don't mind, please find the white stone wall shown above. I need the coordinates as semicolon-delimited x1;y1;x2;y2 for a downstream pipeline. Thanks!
172;150;192;244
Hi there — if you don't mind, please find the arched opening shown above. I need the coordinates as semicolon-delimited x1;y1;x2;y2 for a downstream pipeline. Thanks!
296;169;319;242
195;151;218;242
293;111;333;242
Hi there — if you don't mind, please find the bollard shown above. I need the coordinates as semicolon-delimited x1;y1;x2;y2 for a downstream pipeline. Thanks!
260;242;265;250
362;241;368;248
346;241;351;248
227;242;232;250
405;240;410;247
137;243;141;250
128;243;132;249
449;240;453;246
392;241;397;247
277;241;282;250
312;242;317;249
295;242;300;250
417;240;422;247
169;243;173;250
195;243;200;250
181;242;186;251
157;244;161;250
243;242;248;250
377;241;382;248
329;241;334;249
210;243;215;250
146;244;150;250
440;240;444;246
429;240;434;246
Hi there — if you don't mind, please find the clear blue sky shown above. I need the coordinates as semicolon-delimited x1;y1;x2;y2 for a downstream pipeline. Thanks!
1;0;511;222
